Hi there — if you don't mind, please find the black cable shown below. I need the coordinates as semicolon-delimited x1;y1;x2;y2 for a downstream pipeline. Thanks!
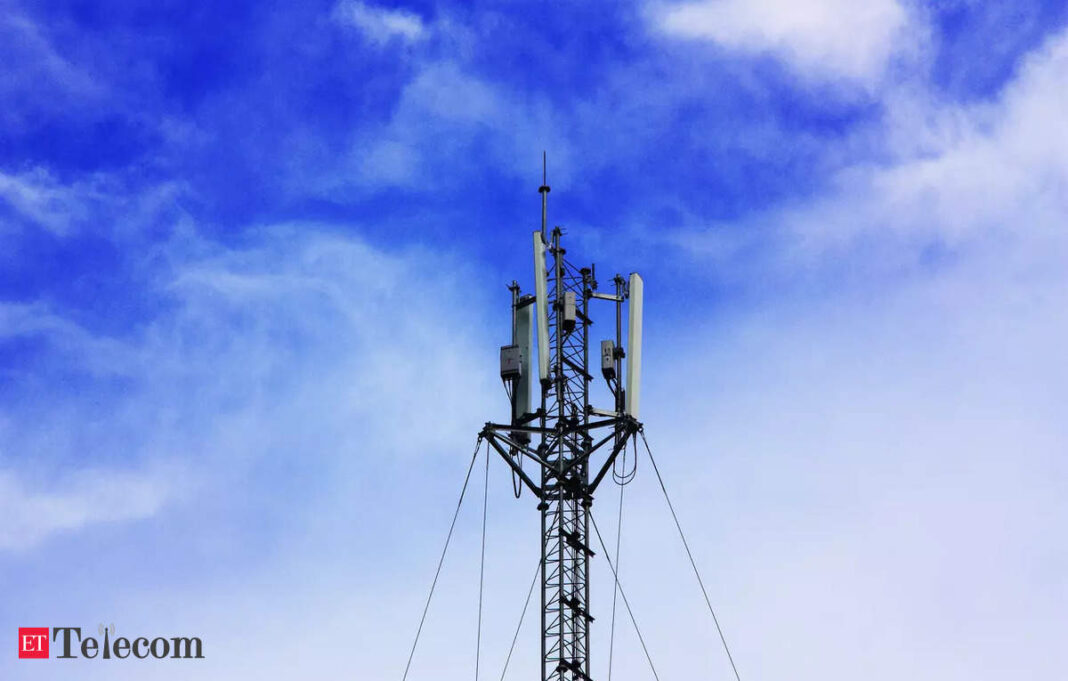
511;440;523;499
512;467;522;499
476;442;489;681
498;557;542;681
612;434;638;485
589;513;661;681
640;430;743;681
401;436;483;681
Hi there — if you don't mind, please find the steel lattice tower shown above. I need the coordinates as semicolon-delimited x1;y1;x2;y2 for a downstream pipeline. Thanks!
481;177;643;681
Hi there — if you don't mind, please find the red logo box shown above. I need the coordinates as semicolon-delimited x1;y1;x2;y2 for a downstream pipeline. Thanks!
19;628;49;659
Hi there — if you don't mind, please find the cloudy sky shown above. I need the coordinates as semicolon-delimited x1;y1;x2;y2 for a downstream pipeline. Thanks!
1;0;1066;679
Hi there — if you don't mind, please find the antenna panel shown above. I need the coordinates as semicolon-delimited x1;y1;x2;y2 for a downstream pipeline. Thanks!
533;232;550;383
625;273;643;418
516;303;533;417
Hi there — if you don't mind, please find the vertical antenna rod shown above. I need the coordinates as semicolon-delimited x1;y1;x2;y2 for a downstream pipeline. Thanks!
539;151;550;242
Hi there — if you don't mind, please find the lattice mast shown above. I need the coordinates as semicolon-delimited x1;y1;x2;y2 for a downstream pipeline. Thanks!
481;168;644;681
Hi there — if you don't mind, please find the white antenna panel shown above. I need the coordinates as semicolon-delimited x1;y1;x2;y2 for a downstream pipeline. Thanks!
533;232;550;383
516;303;533;417
625;272;643;418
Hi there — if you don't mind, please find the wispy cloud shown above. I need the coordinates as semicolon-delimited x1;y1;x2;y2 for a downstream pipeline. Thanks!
0;9;104;132
622;36;1068;681
330;60;567;191
0;216;499;555
666;28;1068;289
624;33;1068;677
0;167;185;239
654;0;913;85
332;0;427;45
0;169;91;235
0;468;174;551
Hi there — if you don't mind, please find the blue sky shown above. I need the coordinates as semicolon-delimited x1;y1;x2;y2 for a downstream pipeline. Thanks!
1;1;1067;679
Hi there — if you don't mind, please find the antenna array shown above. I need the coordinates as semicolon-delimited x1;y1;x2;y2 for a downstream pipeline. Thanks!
482;169;644;681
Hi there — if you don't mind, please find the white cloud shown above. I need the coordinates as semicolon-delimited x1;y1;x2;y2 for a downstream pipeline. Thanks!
0;10;105;131
0;13;96;92
0;301;138;377
0;219;513;677
332;0;426;45
635;290;1068;680
668;29;1068;285
0;168;185;238
0;468;173;551
655;0;912;84
333;61;570;191
347;62;502;186
637;33;1068;679
0;221;499;561
0;168;89;235
869;32;1068;242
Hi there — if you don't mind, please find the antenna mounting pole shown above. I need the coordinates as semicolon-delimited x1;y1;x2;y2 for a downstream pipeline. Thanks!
539;151;551;243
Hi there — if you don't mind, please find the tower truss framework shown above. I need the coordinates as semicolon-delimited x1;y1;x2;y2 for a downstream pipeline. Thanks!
481;209;641;681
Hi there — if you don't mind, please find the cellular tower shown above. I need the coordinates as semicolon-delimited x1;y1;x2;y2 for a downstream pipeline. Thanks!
479;167;644;681
400;162;740;681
